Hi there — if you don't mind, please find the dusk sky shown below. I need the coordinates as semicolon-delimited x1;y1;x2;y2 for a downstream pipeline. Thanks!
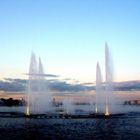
0;0;140;82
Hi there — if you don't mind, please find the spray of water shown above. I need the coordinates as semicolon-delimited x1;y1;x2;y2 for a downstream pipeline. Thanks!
26;52;52;115
96;43;116;115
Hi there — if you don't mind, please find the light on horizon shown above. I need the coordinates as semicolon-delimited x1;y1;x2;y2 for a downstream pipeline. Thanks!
95;106;98;113
105;105;109;116
26;105;30;116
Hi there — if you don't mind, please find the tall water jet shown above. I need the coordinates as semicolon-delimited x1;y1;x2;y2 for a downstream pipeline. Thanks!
37;57;53;113
96;62;106;113
26;53;52;115
95;43;115;115
105;42;115;115
26;52;38;115
63;97;74;114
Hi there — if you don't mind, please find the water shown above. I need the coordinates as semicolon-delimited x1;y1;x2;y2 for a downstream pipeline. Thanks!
105;43;115;114
0;112;140;140
63;97;75;114
96;43;115;115
27;53;53;115
96;62;105;113
25;48;136;116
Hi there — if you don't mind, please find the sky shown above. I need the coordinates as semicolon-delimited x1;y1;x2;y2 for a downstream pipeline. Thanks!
0;0;140;83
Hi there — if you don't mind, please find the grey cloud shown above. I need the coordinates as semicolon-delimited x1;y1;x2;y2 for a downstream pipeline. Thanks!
45;74;59;77
0;78;94;92
48;80;94;92
0;78;140;92
83;82;95;85
0;79;26;92
23;74;59;77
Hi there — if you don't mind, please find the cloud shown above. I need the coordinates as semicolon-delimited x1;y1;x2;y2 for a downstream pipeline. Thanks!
0;78;140;92
0;79;26;92
0;78;94;92
114;80;140;91
48;80;94;92
45;74;59;77
23;74;59;77
83;82;95;85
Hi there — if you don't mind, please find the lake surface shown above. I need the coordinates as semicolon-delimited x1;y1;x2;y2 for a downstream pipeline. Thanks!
0;112;140;140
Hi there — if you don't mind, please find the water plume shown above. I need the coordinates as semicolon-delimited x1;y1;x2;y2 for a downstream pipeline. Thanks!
96;43;116;115
26;52;53;115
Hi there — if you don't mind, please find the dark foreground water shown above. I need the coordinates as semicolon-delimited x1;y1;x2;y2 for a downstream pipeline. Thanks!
0;113;140;140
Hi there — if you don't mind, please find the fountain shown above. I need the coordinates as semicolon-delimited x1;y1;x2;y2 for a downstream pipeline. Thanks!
24;44;120;118
96;43;116;116
95;62;105;114
105;43;116;115
0;43;127;119
26;52;53;115
63;97;75;114
25;44;116;118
